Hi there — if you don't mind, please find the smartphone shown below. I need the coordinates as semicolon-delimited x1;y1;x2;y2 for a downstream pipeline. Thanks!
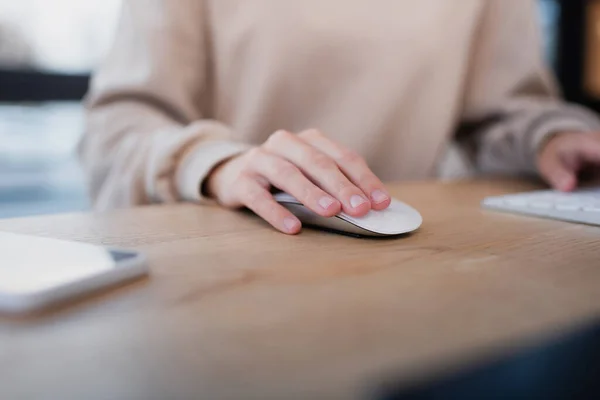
0;232;148;314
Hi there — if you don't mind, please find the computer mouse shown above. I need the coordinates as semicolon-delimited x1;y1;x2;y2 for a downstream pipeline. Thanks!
273;192;423;237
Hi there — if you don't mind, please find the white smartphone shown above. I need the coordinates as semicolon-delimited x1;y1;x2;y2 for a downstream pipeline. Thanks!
0;232;148;314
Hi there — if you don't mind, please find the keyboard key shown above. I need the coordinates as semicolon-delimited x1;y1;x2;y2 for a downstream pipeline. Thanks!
555;204;582;211
530;201;553;209
505;198;528;206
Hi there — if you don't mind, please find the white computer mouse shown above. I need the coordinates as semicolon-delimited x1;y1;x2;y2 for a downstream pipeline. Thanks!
274;192;423;237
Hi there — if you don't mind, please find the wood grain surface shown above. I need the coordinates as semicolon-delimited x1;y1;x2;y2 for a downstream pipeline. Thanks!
2;179;600;400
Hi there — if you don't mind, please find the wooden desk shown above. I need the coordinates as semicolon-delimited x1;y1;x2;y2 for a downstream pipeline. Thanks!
2;180;600;400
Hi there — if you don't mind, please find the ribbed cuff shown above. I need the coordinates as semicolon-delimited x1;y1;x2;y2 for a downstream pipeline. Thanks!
175;140;251;203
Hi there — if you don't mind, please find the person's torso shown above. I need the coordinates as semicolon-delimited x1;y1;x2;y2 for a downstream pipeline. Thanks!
204;0;485;180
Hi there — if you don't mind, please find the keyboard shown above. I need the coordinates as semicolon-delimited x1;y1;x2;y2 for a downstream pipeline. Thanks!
482;188;600;226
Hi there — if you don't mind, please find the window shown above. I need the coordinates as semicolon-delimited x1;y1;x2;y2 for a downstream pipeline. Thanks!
0;1;122;218
0;0;121;73
539;0;561;68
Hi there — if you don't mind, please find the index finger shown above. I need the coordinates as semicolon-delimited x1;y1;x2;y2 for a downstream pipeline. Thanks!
236;178;302;235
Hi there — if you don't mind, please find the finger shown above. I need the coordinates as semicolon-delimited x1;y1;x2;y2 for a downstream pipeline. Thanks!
574;135;600;165
263;130;371;217
539;153;577;192
245;149;341;217
298;129;391;210
236;177;301;234
550;134;600;190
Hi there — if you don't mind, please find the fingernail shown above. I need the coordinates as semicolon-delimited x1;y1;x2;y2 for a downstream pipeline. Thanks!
283;217;299;232
350;195;368;209
319;196;336;210
371;190;389;204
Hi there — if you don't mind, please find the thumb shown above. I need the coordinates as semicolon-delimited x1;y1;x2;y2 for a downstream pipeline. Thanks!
539;153;578;192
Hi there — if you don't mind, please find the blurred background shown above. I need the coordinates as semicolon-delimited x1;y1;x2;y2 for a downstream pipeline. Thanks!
0;0;595;218
0;0;119;218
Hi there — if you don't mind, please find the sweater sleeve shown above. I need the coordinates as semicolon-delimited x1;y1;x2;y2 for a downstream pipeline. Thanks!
457;0;600;176
79;0;250;211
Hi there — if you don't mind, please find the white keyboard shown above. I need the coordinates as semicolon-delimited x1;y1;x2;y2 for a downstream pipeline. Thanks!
482;188;600;226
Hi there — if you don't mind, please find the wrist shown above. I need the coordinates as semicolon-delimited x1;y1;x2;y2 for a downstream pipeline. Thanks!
536;131;581;165
202;159;230;199
176;139;252;203
537;131;569;154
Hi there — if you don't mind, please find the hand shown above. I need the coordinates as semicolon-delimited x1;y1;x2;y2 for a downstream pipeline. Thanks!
205;129;391;234
537;132;600;191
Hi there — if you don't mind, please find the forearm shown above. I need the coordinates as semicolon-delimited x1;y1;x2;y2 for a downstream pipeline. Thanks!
78;0;252;210
469;97;600;175
80;100;249;210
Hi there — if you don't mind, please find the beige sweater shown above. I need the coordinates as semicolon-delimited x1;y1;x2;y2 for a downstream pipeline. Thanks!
81;0;600;210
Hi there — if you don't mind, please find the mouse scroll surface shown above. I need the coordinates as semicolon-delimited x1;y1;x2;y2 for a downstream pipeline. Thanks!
274;193;423;237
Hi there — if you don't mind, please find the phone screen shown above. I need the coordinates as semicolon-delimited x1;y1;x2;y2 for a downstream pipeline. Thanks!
0;232;140;296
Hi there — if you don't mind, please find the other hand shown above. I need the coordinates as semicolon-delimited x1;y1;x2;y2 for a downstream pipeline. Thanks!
537;132;600;192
